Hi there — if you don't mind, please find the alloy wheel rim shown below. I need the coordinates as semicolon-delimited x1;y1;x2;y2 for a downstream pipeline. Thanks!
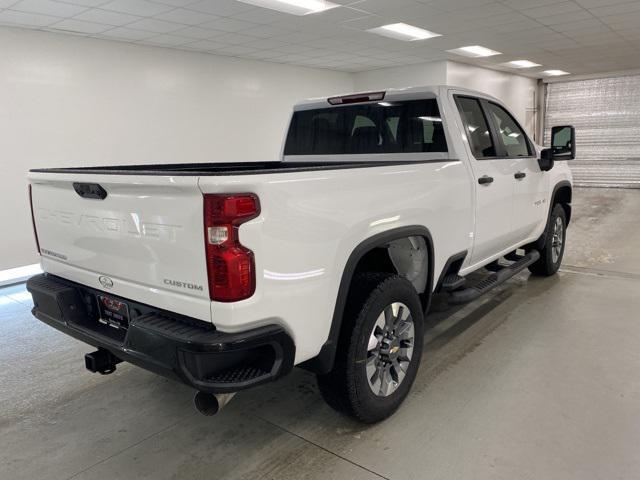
366;302;415;397
551;216;564;264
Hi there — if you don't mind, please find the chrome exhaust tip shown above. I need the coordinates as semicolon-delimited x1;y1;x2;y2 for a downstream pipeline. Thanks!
193;391;236;416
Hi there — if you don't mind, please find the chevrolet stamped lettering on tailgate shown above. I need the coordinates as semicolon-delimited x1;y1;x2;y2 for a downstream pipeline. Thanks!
37;208;182;241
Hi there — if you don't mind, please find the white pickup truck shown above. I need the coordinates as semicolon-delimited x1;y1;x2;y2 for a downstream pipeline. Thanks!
26;86;575;423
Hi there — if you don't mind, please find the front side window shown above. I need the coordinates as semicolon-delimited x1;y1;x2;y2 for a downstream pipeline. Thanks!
284;99;448;155
486;103;531;157
455;97;496;158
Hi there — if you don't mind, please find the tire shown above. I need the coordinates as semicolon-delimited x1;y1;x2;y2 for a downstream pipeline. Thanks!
317;273;424;423
528;203;567;276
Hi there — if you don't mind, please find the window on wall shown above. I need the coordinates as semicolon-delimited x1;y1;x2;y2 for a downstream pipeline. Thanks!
486;103;531;157
455;96;496;158
284;99;448;155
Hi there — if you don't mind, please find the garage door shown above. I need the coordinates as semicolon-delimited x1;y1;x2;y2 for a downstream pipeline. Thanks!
544;75;640;188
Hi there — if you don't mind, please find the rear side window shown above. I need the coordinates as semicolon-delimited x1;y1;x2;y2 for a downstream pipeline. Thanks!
284;99;448;155
455;96;496;158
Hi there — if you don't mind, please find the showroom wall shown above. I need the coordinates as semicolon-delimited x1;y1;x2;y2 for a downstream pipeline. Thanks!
0;27;353;271
354;60;538;136
353;60;449;93
446;61;538;137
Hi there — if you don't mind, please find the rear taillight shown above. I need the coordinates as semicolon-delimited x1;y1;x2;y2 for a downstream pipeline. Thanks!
203;194;260;302
28;184;41;254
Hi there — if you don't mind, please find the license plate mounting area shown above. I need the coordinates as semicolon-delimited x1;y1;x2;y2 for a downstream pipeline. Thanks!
97;295;130;330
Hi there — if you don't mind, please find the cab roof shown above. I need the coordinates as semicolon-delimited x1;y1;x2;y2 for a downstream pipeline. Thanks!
293;85;501;111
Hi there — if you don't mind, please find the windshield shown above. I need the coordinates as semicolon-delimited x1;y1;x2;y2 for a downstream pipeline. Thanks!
284;99;448;156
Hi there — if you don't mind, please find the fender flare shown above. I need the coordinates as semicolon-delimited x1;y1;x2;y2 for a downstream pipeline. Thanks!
301;225;434;374
529;180;572;251
551;180;573;224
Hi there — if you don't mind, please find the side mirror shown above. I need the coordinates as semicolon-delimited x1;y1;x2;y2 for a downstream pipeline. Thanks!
551;125;576;160
539;125;575;171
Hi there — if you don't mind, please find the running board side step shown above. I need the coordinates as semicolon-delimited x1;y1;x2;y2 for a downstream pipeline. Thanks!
441;273;466;291
448;250;540;305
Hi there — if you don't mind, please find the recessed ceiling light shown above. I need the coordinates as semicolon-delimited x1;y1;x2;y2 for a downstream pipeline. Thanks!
447;45;501;58
368;23;441;41
506;60;542;68
236;0;339;16
544;70;570;76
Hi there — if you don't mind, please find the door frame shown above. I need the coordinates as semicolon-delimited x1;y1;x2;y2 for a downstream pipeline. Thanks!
450;92;519;266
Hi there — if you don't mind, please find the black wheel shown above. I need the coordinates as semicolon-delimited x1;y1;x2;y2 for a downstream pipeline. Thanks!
529;204;567;276
317;273;424;423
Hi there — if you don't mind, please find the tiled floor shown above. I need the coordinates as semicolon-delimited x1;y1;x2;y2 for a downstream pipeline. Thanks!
2;187;640;480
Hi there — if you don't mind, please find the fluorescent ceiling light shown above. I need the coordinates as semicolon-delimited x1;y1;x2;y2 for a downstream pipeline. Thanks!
506;60;542;68
419;116;442;122
448;45;501;58
544;70;570;76
368;23;441;41
236;0;339;16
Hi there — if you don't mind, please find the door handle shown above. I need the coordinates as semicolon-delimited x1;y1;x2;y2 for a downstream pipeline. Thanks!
514;172;526;180
478;175;494;185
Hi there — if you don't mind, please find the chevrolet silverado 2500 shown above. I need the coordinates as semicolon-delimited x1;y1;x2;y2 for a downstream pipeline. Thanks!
26;86;575;422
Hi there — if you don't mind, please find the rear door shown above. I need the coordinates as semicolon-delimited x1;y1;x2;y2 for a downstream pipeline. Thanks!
29;173;212;322
453;94;518;266
484;101;549;242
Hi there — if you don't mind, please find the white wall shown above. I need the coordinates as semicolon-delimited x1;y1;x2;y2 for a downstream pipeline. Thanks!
0;27;353;271
354;60;538;136
445;61;538;136
353;60;448;91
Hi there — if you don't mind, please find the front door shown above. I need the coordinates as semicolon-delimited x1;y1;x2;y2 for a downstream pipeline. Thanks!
483;101;549;242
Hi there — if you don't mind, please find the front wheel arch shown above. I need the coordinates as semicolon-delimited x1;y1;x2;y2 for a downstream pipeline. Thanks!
528;203;567;276
553;183;572;225
527;181;572;252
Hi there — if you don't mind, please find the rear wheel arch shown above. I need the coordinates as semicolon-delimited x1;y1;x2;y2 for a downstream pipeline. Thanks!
301;226;434;374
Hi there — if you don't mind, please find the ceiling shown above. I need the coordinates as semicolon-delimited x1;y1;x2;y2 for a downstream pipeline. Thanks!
1;0;640;77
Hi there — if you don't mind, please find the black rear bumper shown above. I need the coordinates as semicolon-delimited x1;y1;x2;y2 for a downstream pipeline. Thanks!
26;274;295;393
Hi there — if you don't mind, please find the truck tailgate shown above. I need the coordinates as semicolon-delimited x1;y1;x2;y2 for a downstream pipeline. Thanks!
29;173;212;322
